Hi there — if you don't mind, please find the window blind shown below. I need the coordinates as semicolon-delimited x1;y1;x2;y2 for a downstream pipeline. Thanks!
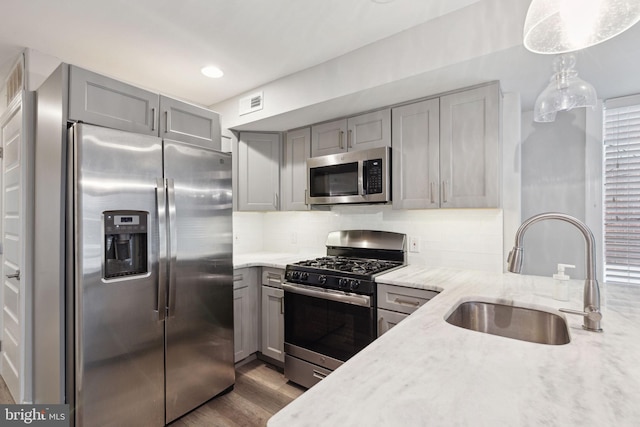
604;95;640;285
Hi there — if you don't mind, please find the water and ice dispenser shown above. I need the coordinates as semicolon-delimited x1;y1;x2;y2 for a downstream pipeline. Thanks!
104;211;148;279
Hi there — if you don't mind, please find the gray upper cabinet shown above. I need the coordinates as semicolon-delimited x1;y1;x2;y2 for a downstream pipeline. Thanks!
347;109;391;152
392;99;440;209
310;109;390;157
159;96;221;150
440;83;500;208
311;119;347;157
68;66;221;150
391;83;500;209
238;132;281;211
282;128;310;211
69;66;159;136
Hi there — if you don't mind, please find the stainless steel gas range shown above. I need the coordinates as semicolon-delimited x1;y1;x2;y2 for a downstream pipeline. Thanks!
283;230;407;389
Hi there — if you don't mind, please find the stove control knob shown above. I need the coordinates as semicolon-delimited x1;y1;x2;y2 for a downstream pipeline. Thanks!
292;271;300;279
285;271;292;279
349;280;360;291
300;272;309;281
338;278;348;289
318;275;327;284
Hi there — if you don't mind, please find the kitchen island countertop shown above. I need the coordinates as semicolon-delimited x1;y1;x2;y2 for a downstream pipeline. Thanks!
267;263;640;426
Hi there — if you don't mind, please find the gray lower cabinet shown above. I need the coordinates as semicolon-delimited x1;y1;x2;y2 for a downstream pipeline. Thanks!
377;308;408;336
391;82;501;209
261;268;285;363
238;132;281;211
376;283;439;337
281;128;310;210
233;268;259;363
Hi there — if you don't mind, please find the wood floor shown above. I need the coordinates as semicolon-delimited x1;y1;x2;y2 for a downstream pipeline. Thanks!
0;359;304;426
171;359;305;427
0;374;15;404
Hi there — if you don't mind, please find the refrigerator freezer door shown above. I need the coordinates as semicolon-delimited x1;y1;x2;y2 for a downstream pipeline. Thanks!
163;140;234;422
73;123;165;426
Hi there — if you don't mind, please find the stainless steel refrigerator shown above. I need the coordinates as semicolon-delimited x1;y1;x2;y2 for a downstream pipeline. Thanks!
67;122;234;425
33;64;234;426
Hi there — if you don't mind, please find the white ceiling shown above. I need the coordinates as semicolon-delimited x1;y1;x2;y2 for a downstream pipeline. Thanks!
0;0;480;106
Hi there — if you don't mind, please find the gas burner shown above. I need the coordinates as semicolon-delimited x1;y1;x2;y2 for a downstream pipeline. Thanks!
291;256;402;276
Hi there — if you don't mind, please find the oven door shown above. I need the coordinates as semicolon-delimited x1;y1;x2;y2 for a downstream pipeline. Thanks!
282;282;375;366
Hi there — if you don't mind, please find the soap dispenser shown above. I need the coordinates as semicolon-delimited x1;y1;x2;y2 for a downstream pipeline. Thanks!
553;263;575;301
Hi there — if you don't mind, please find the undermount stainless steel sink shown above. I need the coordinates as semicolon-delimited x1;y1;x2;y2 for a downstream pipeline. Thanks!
445;300;570;345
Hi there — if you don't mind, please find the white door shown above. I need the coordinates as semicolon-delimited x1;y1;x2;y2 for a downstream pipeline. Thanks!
0;92;33;403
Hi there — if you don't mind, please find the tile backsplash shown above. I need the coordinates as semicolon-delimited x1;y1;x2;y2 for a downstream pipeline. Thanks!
234;205;504;273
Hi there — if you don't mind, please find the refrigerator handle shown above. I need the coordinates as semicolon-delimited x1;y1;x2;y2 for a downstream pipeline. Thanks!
156;178;168;321
167;178;178;318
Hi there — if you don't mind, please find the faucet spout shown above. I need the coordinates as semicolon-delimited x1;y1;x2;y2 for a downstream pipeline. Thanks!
507;212;602;332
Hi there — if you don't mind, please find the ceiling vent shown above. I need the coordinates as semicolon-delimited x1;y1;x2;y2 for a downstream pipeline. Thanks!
239;91;263;116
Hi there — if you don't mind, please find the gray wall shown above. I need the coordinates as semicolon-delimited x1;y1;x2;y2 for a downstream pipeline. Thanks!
521;109;587;279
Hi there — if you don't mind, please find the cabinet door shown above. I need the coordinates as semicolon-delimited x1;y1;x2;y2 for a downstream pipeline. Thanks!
238;132;281;211
233;268;259;363
261;285;285;363
282;128;311;211
311;119;347;157
377;308;408;337
68;66;159;135
233;287;248;362
440;84;500;208
347;109;391;152
392;99;440;209
159;95;221;150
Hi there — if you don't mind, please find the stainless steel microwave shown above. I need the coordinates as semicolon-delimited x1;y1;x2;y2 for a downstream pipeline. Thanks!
306;146;391;205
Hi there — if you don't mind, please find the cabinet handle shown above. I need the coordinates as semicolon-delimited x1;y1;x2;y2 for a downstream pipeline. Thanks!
339;131;344;149
348;129;353;148
151;108;156;131
394;298;420;307
266;272;281;286
6;269;20;280
165;111;169;133
280;296;284;315
430;182;435;204
274;193;279;209
312;370;327;381
442;181;448;203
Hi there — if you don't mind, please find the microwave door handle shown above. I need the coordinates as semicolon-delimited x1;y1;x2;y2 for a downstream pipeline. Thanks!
361;161;368;196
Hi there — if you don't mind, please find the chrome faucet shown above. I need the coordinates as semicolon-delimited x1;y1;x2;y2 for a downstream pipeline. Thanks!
507;212;603;332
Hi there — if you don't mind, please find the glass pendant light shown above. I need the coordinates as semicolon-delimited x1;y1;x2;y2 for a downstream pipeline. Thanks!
524;0;640;54
534;54;597;122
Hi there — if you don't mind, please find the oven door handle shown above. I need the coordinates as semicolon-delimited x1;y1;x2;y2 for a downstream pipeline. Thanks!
282;282;371;308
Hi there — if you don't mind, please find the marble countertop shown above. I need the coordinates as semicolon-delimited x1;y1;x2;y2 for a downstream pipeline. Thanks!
267;263;640;426
233;252;323;269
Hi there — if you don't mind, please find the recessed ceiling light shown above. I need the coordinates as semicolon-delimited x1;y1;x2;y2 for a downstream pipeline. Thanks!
201;66;224;78
371;0;396;3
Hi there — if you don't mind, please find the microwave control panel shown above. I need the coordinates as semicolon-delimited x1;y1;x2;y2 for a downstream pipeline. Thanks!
364;159;383;194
